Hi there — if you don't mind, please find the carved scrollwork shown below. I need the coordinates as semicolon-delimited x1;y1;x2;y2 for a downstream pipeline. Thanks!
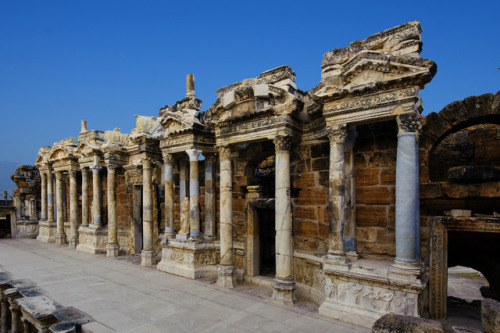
141;157;154;170
218;146;231;160
162;153;175;165
274;135;292;152
205;153;217;164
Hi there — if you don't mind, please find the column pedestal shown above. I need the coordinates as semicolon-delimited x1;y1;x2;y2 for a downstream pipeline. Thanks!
36;221;57;243
141;250;156;266
106;244;119;257
157;239;217;279
271;278;296;305
76;226;108;254
217;265;237;288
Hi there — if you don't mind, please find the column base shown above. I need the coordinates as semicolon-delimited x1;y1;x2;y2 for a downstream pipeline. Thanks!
36;221;56;243
141;250;156;266
68;237;78;248
271;278;296;305
54;233;66;245
106;243;119;257
76;226;108;255
388;260;423;284
216;264;237;288
324;252;351;272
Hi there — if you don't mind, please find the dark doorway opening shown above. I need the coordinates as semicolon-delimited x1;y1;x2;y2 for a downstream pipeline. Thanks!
133;185;143;253
0;214;11;238
259;208;275;277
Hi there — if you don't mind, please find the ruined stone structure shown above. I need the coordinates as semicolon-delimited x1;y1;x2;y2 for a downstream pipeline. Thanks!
10;165;41;238
12;21;500;328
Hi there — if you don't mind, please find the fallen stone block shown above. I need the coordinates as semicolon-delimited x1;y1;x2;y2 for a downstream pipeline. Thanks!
482;298;500;333
372;313;443;333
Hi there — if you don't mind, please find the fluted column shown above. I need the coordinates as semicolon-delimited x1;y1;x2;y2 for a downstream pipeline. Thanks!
106;165;119;257
216;146;237;288
40;172;47;220
391;112;422;277
163;153;175;239
204;153;217;240
186;149;202;240
81;167;89;227
47;169;54;222
141;158;155;266
272;135;295;305
326;124;349;263
54;171;66;245
90;164;102;228
68;170;78;248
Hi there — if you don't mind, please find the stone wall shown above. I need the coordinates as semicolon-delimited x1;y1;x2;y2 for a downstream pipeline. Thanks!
354;121;397;260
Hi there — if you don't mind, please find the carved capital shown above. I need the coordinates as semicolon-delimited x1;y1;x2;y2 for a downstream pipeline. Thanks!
141;158;154;170
107;165;117;174
81;167;88;176
55;172;64;181
179;158;189;169
274;135;292;152
218;146;232;160
397;112;420;134
328;124;348;143
205;153;217;164
69;170;78;179
162;153;175;165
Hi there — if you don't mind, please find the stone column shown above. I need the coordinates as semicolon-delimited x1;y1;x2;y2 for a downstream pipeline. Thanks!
141;158;155;266
54;171;66;245
9;298;21;333
179;159;189;218
216;146;237;288
272;135;295;305
47;169;54;222
106;165;119;257
40;172;47;220
391;112;421;275
81;167;89;227
68;170;79;248
90;164;102;227
204;153;217;240
186;149;202;240
326;124;349;263
163;153;175;239
0;294;8;333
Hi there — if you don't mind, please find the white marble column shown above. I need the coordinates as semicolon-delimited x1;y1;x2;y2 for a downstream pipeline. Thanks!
326;124;349;263
272;135;296;305
106;165;119;257
391;112;421;277
141;158;155;266
90;164;102;228
81;167;89;227
204;153;217;240
163;153;175;239
54;171;66;245
68;170;79;248
179;159;189;218
216;146;237;288
186;149;202;240
40;172;47;220
47;169;55;223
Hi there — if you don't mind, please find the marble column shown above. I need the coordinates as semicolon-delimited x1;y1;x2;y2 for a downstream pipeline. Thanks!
204;153;217;240
9;301;20;333
90;164;102;227
81;167;89;227
391;112;421;274
106;165;119;257
272;135;295;305
40;172;47;220
141;158;155;266
54;171;66;245
68;170;79;248
326;124;349;263
179;159;189;218
163;153;175;239
216;145;237;288
47;169;54;222
186;149;202;240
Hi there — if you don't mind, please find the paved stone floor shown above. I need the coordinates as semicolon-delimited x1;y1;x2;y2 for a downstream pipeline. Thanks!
0;238;369;332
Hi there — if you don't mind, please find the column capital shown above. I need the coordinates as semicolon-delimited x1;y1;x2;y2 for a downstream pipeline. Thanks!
141;158;154;170
328;124;348;143
186;149;202;162
218;145;232;160
162;152;175;165
396;112;420;134
205;153;217;164
81;167;89;175
274;135;292;152
107;165;117;174
90;165;102;173
55;171;64;180
69;170;78;179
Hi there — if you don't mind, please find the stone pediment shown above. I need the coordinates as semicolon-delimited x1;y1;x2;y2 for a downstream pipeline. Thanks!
35;146;52;167
159;108;202;137
205;66;304;128
313;21;437;106
104;128;129;146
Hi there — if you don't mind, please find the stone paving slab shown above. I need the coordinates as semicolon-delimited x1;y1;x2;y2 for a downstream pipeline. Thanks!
0;238;369;333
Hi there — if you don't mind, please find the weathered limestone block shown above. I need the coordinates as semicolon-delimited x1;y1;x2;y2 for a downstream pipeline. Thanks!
372;313;443;333
75;226;108;254
36;221;56;243
157;239;217;280
482;298;500;333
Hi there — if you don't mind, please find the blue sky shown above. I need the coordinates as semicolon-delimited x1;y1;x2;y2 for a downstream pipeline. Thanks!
0;0;498;184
